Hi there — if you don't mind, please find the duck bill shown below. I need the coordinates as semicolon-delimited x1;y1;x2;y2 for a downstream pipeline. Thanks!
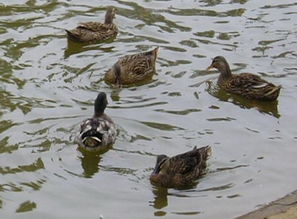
152;163;161;175
206;65;214;71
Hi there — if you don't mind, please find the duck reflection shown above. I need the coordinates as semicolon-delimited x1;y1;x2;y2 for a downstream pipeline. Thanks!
206;81;280;118
64;39;114;58
64;39;89;58
151;186;168;209
110;88;121;102
78;148;106;178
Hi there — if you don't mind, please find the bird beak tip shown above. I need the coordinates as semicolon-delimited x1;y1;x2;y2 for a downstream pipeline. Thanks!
206;65;213;71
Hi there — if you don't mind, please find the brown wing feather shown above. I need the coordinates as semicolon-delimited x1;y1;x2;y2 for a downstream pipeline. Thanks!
78;22;116;32
150;146;211;188
118;49;158;74
66;22;117;42
167;156;199;175
119;56;152;75
228;73;268;86
165;146;210;176
223;73;280;100
104;48;158;85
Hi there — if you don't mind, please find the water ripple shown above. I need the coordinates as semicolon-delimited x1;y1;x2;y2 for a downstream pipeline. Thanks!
0;1;297;218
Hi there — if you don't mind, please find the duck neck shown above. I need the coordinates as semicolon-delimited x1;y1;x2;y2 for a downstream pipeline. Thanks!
105;14;114;24
218;63;232;84
94;105;105;117
94;111;104;117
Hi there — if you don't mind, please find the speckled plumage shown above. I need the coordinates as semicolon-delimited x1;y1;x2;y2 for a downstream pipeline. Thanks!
104;47;159;85
66;8;118;43
150;146;211;188
76;92;117;151
207;56;281;101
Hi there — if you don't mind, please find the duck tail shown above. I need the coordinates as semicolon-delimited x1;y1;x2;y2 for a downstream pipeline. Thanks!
81;128;104;148
264;85;281;100
154;46;160;55
153;47;159;58
148;47;159;62
195;145;212;159
144;46;159;55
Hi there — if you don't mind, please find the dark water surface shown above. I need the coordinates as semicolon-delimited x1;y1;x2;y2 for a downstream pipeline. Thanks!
1;0;297;218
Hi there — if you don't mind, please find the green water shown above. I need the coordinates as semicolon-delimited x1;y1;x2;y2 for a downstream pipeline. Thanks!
1;0;297;218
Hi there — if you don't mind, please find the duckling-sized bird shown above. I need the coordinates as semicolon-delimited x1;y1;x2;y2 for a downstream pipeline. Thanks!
150;146;211;189
66;7;118;43
76;92;117;151
104;47;159;86
207;56;281;101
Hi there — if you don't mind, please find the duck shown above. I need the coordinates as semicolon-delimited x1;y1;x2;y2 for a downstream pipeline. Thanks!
207;56;281;101
76;92;117;151
66;7;118;43
104;47;159;86
150;146;211;189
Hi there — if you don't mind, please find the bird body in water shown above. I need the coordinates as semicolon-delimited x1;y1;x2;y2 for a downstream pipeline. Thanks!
104;47;159;86
76;92;117;152
207;56;281;101
66;8;118;43
150;146;212;189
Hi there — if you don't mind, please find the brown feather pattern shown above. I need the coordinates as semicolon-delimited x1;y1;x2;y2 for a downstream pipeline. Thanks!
104;47;159;85
66;8;118;43
150;146;211;188
207;56;281;101
76;92;117;152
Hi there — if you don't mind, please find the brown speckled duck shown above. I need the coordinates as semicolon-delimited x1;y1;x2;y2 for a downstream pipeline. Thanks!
207;56;281;101
104;47;159;86
150;146;211;189
66;8;118;43
76;92;117;152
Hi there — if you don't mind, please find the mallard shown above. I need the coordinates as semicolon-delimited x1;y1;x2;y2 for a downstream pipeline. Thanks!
150;146;211;189
66;7;118;43
104;47;159;86
76;92;117;151
207;56;281;101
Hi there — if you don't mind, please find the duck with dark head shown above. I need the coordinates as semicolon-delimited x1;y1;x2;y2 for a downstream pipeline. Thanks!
76;92;117;152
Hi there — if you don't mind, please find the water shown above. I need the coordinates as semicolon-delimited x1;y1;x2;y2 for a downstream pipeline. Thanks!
0;0;297;218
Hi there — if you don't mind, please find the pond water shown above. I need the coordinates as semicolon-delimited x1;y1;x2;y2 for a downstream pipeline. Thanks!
1;0;297;218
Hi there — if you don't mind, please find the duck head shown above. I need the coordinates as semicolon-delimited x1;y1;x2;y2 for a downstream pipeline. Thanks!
207;56;232;77
94;92;108;117
152;155;168;175
105;7;116;24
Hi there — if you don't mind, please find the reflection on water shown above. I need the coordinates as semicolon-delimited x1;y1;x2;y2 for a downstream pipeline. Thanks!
0;158;44;175
16;201;37;213
150;186;168;210
1;0;297;218
206;80;280;118
65;39;116;58
78;149;103;178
